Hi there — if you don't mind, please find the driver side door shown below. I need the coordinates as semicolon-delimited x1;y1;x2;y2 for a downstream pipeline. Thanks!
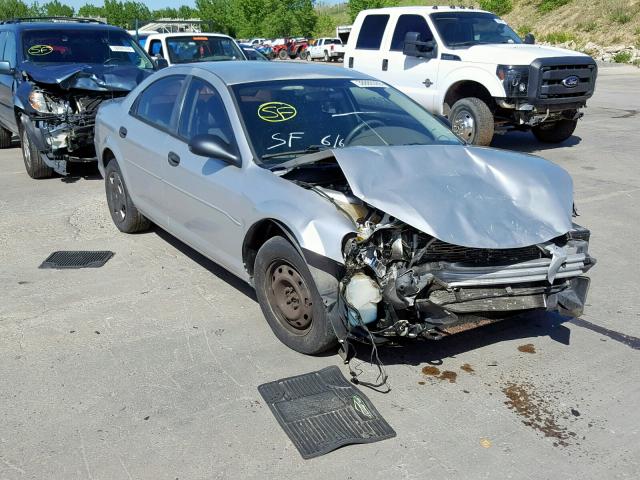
382;14;441;112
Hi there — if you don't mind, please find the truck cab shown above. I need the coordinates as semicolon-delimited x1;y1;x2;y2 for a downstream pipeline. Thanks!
344;6;597;145
143;33;246;65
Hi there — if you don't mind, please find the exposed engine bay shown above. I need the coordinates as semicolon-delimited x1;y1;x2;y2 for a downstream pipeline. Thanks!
280;150;595;350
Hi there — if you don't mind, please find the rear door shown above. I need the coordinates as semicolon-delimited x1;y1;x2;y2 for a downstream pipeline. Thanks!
346;14;390;73
0;31;16;131
381;13;441;112
122;74;187;226
162;74;246;273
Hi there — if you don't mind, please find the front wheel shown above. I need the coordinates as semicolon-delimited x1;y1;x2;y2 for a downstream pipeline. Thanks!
254;236;337;355
532;119;578;143
278;49;288;60
449;97;495;146
20;126;53;179
105;160;151;233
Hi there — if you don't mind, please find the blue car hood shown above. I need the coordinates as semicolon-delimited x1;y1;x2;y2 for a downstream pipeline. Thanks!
332;145;574;249
21;62;153;91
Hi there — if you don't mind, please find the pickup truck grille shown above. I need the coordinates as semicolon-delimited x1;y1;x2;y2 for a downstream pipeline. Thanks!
539;64;596;99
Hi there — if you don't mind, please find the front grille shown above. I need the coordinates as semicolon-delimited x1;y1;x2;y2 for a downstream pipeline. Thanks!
538;63;596;100
422;240;543;265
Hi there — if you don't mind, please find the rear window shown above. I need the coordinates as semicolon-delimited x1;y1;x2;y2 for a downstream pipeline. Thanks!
165;36;244;64
356;15;389;50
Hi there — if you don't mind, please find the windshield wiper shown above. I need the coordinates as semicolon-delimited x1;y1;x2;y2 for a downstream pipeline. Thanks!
261;145;328;161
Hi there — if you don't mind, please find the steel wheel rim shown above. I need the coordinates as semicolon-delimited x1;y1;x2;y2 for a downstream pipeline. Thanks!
22;130;31;170
452;109;475;142
107;171;127;222
266;260;313;334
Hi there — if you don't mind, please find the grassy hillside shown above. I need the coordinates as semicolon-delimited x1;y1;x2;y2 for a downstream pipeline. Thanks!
317;0;640;47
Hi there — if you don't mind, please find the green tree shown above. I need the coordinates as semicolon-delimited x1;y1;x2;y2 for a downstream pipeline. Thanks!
347;0;397;23
314;11;337;37
43;0;74;17
78;3;105;19
0;0;30;19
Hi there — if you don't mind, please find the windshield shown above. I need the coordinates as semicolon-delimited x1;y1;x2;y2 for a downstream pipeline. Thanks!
431;12;522;47
165;36;244;64
22;29;153;69
232;79;460;165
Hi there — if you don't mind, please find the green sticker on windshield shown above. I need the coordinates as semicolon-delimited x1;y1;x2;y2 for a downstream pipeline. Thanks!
28;45;53;56
258;102;297;122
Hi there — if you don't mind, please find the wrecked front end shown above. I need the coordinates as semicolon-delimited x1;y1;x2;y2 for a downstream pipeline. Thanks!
18;64;150;174
282;145;595;346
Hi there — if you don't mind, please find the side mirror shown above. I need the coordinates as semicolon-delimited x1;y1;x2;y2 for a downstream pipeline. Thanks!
188;134;241;167
403;32;437;59
524;33;535;45
0;61;14;75
153;57;169;70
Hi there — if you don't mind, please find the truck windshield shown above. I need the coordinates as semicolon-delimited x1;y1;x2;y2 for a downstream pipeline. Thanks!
232;78;461;165
22;29;153;69
431;12;522;47
165;36;244;63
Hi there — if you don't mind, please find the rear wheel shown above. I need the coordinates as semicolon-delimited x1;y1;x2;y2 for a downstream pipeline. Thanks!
0;126;12;149
105;160;150;233
323;51;329;62
20;126;53;179
278;49;288;60
254;236;337;355
449;97;495;146
532;119;578;143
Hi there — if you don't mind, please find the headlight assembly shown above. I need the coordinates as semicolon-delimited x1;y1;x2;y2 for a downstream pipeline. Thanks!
496;65;530;98
28;90;69;115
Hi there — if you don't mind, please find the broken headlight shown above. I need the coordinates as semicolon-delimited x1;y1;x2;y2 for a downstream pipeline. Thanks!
28;91;70;115
497;65;530;98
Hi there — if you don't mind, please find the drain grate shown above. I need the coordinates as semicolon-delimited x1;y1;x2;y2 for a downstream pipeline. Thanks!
259;366;396;459
39;251;115;269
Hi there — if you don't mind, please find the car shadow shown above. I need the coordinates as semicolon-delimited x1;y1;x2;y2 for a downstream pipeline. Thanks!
490;131;581;153
60;163;102;182
153;227;257;301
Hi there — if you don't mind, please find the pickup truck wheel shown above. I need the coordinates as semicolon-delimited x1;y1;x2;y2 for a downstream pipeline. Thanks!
105;160;150;233
254;236;337;355
20;127;53;179
0;126;12;149
450;97;494;146
532;119;578;143
323;51;329;62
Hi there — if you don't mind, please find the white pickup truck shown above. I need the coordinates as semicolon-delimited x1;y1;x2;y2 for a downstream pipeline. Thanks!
308;38;345;62
344;6;597;145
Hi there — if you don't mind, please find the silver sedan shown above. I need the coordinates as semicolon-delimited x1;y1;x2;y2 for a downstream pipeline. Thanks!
94;62;595;355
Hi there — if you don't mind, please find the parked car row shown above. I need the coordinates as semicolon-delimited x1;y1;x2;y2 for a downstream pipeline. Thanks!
0;10;597;357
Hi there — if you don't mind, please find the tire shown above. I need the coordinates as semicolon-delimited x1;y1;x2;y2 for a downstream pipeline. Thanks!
20;126;53;179
449;97;495;146
278;49;288;60
300;50;308;60
323;51;329;62
0;126;12;149
254;236;337;355
532;119;578;143
104;160;150;233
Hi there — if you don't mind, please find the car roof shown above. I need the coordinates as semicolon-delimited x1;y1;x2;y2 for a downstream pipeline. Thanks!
359;6;488;15
0;21;125;33
146;32;232;40
190;61;370;85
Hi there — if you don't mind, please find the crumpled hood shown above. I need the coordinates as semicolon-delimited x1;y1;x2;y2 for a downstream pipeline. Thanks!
21;62;153;91
457;43;591;64
332;145;574;249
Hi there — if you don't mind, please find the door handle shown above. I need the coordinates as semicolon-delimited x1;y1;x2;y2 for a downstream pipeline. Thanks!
118;126;127;138
167;151;180;167
382;59;388;71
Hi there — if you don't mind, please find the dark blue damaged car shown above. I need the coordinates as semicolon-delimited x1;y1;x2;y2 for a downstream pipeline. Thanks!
0;18;163;177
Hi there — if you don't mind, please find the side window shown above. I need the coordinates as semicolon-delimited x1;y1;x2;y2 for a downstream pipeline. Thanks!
149;39;163;57
390;15;434;51
356;15;390;50
3;32;16;67
178;77;235;147
131;75;186;130
0;32;7;61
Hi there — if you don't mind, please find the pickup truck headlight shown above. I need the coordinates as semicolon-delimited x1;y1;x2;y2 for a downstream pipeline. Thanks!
496;65;530;98
28;91;69;115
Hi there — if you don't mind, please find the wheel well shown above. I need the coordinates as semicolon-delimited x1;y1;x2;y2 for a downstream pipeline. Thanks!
443;81;494;116
242;219;300;277
102;148;115;168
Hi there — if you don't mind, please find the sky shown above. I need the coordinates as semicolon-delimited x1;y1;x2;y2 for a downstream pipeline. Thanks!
64;0;343;11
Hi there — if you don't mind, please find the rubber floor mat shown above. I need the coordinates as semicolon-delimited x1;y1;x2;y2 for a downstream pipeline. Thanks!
39;251;114;269
258;365;396;459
